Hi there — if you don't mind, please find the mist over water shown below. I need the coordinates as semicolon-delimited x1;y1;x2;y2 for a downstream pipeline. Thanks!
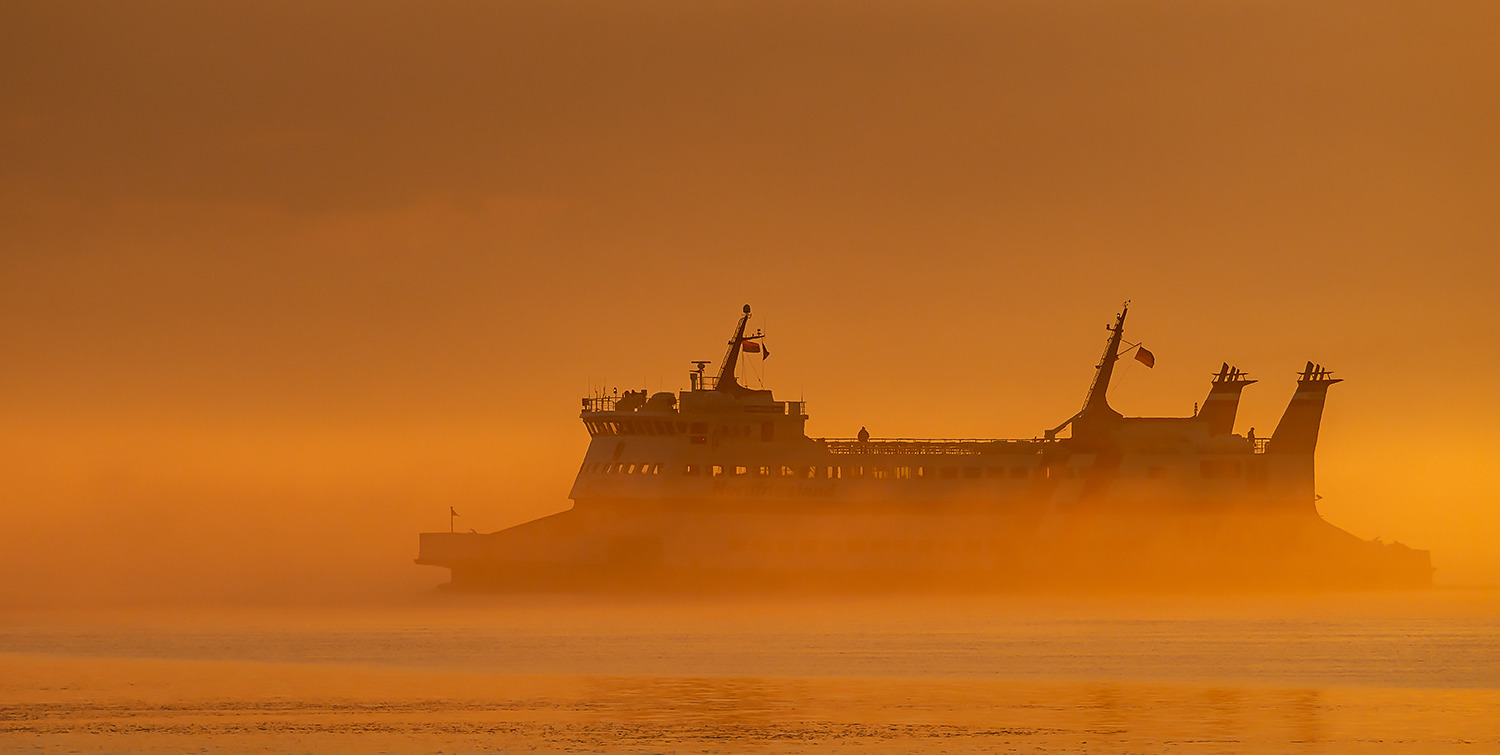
4;592;1499;752
3;0;1499;603
5;593;1500;685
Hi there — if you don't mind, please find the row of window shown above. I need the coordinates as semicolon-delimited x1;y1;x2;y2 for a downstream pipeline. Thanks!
585;462;666;476
586;419;776;443
728;537;1015;555
581;462;1041;479
580;461;1254;480
586;419;698;437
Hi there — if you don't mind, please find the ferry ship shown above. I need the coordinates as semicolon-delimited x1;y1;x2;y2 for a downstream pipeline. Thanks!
417;305;1432;591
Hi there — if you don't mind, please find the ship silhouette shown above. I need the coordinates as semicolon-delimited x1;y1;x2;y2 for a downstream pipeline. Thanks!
417;304;1432;591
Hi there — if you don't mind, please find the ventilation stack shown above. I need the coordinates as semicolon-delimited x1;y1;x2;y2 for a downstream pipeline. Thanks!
1268;362;1343;455
1199;363;1257;435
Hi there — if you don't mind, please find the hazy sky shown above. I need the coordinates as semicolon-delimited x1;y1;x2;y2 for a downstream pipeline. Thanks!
2;1;1497;604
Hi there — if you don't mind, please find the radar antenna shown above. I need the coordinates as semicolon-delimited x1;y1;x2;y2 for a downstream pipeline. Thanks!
689;360;712;391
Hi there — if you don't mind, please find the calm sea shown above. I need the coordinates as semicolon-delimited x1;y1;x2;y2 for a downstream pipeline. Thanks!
2;591;1497;753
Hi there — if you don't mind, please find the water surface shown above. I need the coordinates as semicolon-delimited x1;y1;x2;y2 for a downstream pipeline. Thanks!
2;591;1496;753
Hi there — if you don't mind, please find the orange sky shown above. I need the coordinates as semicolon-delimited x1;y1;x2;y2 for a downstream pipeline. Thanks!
2;1;1497;605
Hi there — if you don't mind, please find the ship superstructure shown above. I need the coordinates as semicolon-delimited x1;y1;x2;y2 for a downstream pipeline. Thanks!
418;305;1431;591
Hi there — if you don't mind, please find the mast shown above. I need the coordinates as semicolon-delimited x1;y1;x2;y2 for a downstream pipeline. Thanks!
1045;303;1129;440
1081;303;1129;416
713;304;753;393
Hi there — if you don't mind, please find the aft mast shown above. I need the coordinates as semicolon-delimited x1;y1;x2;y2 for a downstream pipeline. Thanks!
1047;303;1129;440
1081;303;1129;418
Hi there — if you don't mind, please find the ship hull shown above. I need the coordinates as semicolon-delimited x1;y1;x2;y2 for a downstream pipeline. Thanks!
417;500;1433;593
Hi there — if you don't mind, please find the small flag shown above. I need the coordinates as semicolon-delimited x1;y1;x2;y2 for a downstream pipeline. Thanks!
761;344;769;360
741;341;761;353
450;507;459;517
1134;346;1155;368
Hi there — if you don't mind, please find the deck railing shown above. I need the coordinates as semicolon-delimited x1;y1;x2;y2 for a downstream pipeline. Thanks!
581;396;619;413
822;438;1054;455
584;395;808;417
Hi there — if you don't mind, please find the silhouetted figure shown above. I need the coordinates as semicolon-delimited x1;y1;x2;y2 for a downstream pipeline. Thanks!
1247;427;1256;442
857;426;870;443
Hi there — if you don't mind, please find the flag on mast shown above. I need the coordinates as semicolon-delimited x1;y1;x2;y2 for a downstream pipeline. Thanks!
1134;346;1155;368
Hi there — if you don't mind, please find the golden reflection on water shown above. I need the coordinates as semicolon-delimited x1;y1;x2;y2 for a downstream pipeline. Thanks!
3;594;1499;752
4;654;1497;753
